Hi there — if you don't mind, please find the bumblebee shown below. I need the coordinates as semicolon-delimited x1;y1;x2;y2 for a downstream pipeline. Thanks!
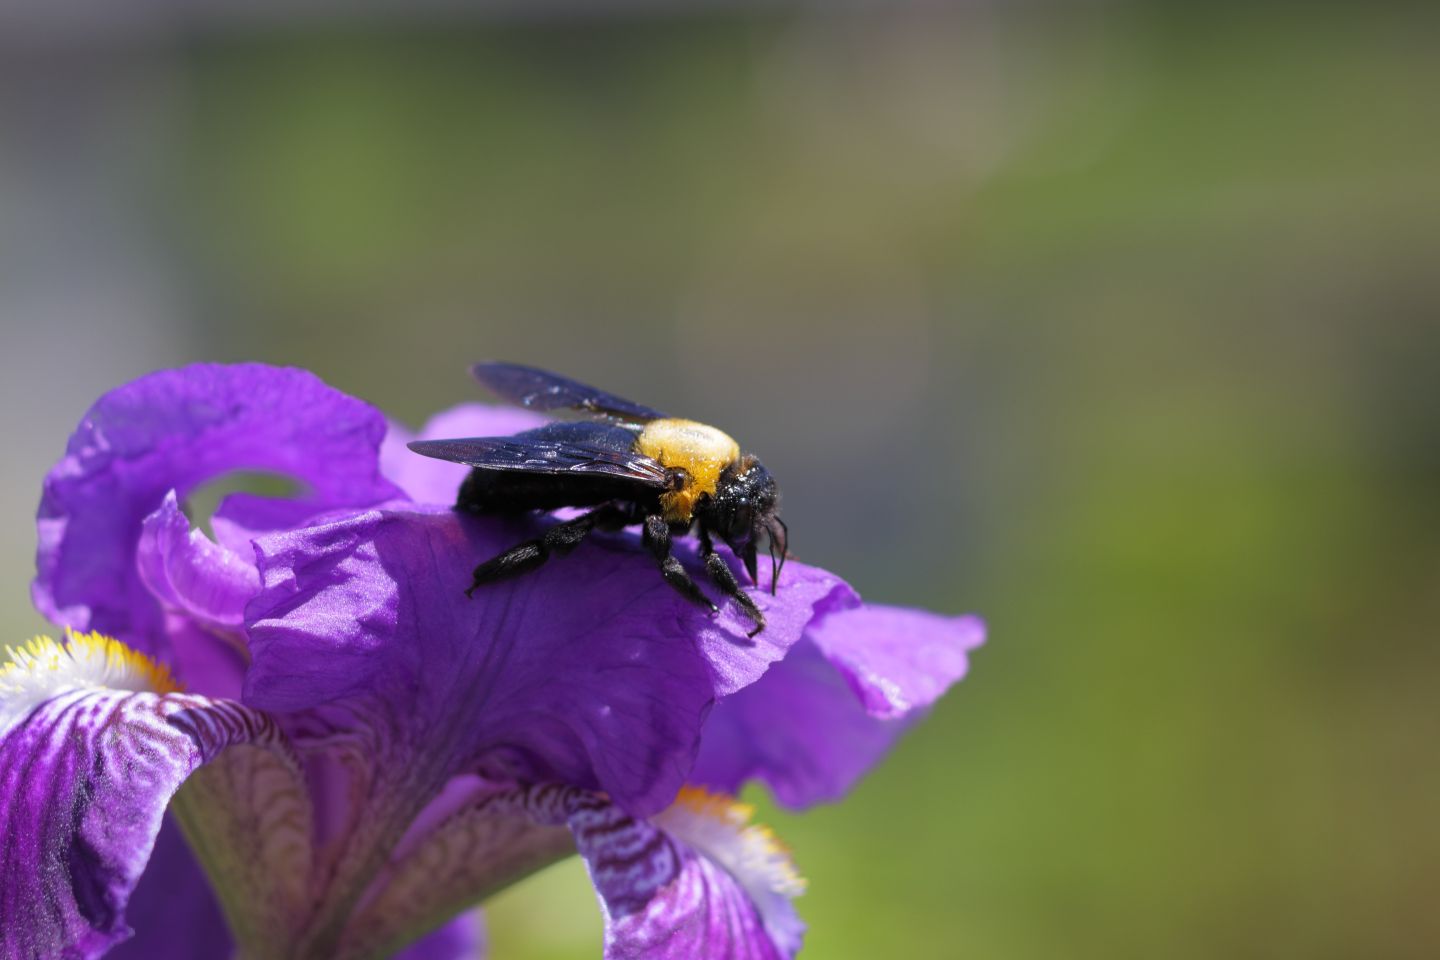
409;362;788;635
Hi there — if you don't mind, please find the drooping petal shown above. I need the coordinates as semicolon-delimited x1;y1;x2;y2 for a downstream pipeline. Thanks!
691;603;985;808
483;784;803;960
32;363;404;673
645;788;805;958
381;403;547;505
106;817;232;960
245;505;851;817
0;632;292;960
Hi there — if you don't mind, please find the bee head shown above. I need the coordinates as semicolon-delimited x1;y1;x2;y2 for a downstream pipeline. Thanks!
708;456;787;594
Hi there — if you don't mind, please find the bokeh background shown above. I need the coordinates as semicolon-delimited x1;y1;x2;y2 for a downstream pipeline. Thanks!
3;3;1438;958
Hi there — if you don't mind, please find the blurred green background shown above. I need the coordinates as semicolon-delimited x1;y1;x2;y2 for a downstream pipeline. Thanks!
2;3;1438;958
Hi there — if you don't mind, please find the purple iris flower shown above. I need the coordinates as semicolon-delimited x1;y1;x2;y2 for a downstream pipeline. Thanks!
1;363;984;959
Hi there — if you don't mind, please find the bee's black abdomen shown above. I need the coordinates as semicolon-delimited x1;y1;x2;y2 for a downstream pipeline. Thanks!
457;467;660;516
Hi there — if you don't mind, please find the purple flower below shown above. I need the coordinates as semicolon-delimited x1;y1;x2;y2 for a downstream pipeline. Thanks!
2;363;985;959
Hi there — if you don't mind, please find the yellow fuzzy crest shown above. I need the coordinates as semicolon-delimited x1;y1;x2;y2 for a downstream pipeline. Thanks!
1;629;180;696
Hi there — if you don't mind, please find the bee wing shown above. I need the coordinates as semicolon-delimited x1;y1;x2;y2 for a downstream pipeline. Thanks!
470;361;666;425
408;431;670;488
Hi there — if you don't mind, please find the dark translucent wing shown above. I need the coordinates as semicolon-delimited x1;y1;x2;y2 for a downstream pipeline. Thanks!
408;422;669;488
470;361;666;424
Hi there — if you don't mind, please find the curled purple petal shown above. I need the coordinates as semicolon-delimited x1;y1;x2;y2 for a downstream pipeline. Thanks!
32;363;403;671
486;785;803;960
105;817;231;960
0;633;289;960
136;491;259;635
693;604;985;808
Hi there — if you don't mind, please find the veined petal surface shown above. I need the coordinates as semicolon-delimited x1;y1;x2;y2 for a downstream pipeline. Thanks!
0;633;291;960
483;785;803;960
245;504;848;818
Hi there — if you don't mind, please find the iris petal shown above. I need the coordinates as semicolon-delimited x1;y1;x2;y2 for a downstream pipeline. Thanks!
105;817;231;960
170;737;315;956
0;634;293;960
808;605;985;718
689;641;911;808
136;491;259;636
480;784;803;960
686;556;856;699
33;363;403;679
245;504;849;818
246;504;718;817
21;362;986;957
692;599;985;809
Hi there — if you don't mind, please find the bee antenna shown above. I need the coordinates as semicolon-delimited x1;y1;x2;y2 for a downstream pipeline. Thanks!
767;536;778;595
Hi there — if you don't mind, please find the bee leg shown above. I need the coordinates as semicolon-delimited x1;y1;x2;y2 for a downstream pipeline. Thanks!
698;528;765;637
467;505;628;597
642;514;718;614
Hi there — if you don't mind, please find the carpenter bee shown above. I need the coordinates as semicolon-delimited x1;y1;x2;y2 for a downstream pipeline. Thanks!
408;362;788;635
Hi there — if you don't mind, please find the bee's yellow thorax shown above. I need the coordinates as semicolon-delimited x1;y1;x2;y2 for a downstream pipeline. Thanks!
636;418;740;522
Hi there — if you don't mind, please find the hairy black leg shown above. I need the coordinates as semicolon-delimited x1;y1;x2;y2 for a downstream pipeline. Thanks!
467;505;629;597
643;515;717;613
699;528;765;636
